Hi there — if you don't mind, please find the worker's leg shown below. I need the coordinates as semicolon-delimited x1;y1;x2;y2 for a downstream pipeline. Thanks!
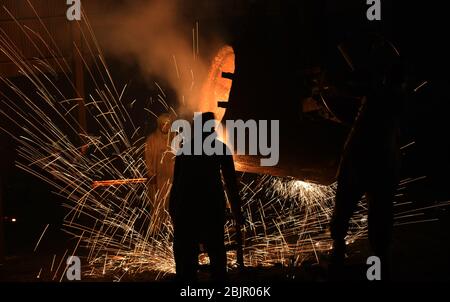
366;186;395;280
330;165;365;266
330;175;365;246
173;227;199;282
366;149;400;280
204;224;227;283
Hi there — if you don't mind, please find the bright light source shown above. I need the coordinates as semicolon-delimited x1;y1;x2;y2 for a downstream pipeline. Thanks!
11;218;17;222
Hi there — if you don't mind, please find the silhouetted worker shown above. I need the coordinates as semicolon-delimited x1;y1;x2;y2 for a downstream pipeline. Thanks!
329;33;404;279
169;112;243;282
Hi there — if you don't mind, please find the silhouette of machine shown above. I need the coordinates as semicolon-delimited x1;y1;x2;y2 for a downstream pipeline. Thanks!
195;1;407;185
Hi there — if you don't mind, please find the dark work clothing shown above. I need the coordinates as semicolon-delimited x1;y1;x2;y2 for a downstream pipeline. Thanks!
172;220;226;282
330;91;401;280
330;33;403;272
169;138;239;282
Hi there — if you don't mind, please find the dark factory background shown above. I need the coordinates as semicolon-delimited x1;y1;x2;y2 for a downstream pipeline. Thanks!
0;0;449;282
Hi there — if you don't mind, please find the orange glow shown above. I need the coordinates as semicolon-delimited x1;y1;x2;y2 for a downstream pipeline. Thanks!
92;178;148;189
198;45;235;122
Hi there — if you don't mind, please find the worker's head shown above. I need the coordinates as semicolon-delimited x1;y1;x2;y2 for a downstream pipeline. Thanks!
193;111;216;135
157;113;172;134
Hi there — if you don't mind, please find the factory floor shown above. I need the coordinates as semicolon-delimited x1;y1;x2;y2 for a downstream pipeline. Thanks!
1;212;449;283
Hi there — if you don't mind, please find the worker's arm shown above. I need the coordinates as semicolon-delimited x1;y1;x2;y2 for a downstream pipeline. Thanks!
221;152;243;225
222;151;245;269
168;155;182;218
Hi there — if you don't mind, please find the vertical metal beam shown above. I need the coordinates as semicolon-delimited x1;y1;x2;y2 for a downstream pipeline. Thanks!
72;20;87;136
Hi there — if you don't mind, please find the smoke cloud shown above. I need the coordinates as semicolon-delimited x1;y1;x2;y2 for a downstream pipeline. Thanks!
95;0;224;115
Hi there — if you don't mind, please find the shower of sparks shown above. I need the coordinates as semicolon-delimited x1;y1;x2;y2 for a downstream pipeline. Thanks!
1;3;449;281
34;223;50;252
227;176;359;268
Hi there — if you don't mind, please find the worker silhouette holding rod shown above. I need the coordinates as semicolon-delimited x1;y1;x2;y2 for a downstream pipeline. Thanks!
329;33;404;280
